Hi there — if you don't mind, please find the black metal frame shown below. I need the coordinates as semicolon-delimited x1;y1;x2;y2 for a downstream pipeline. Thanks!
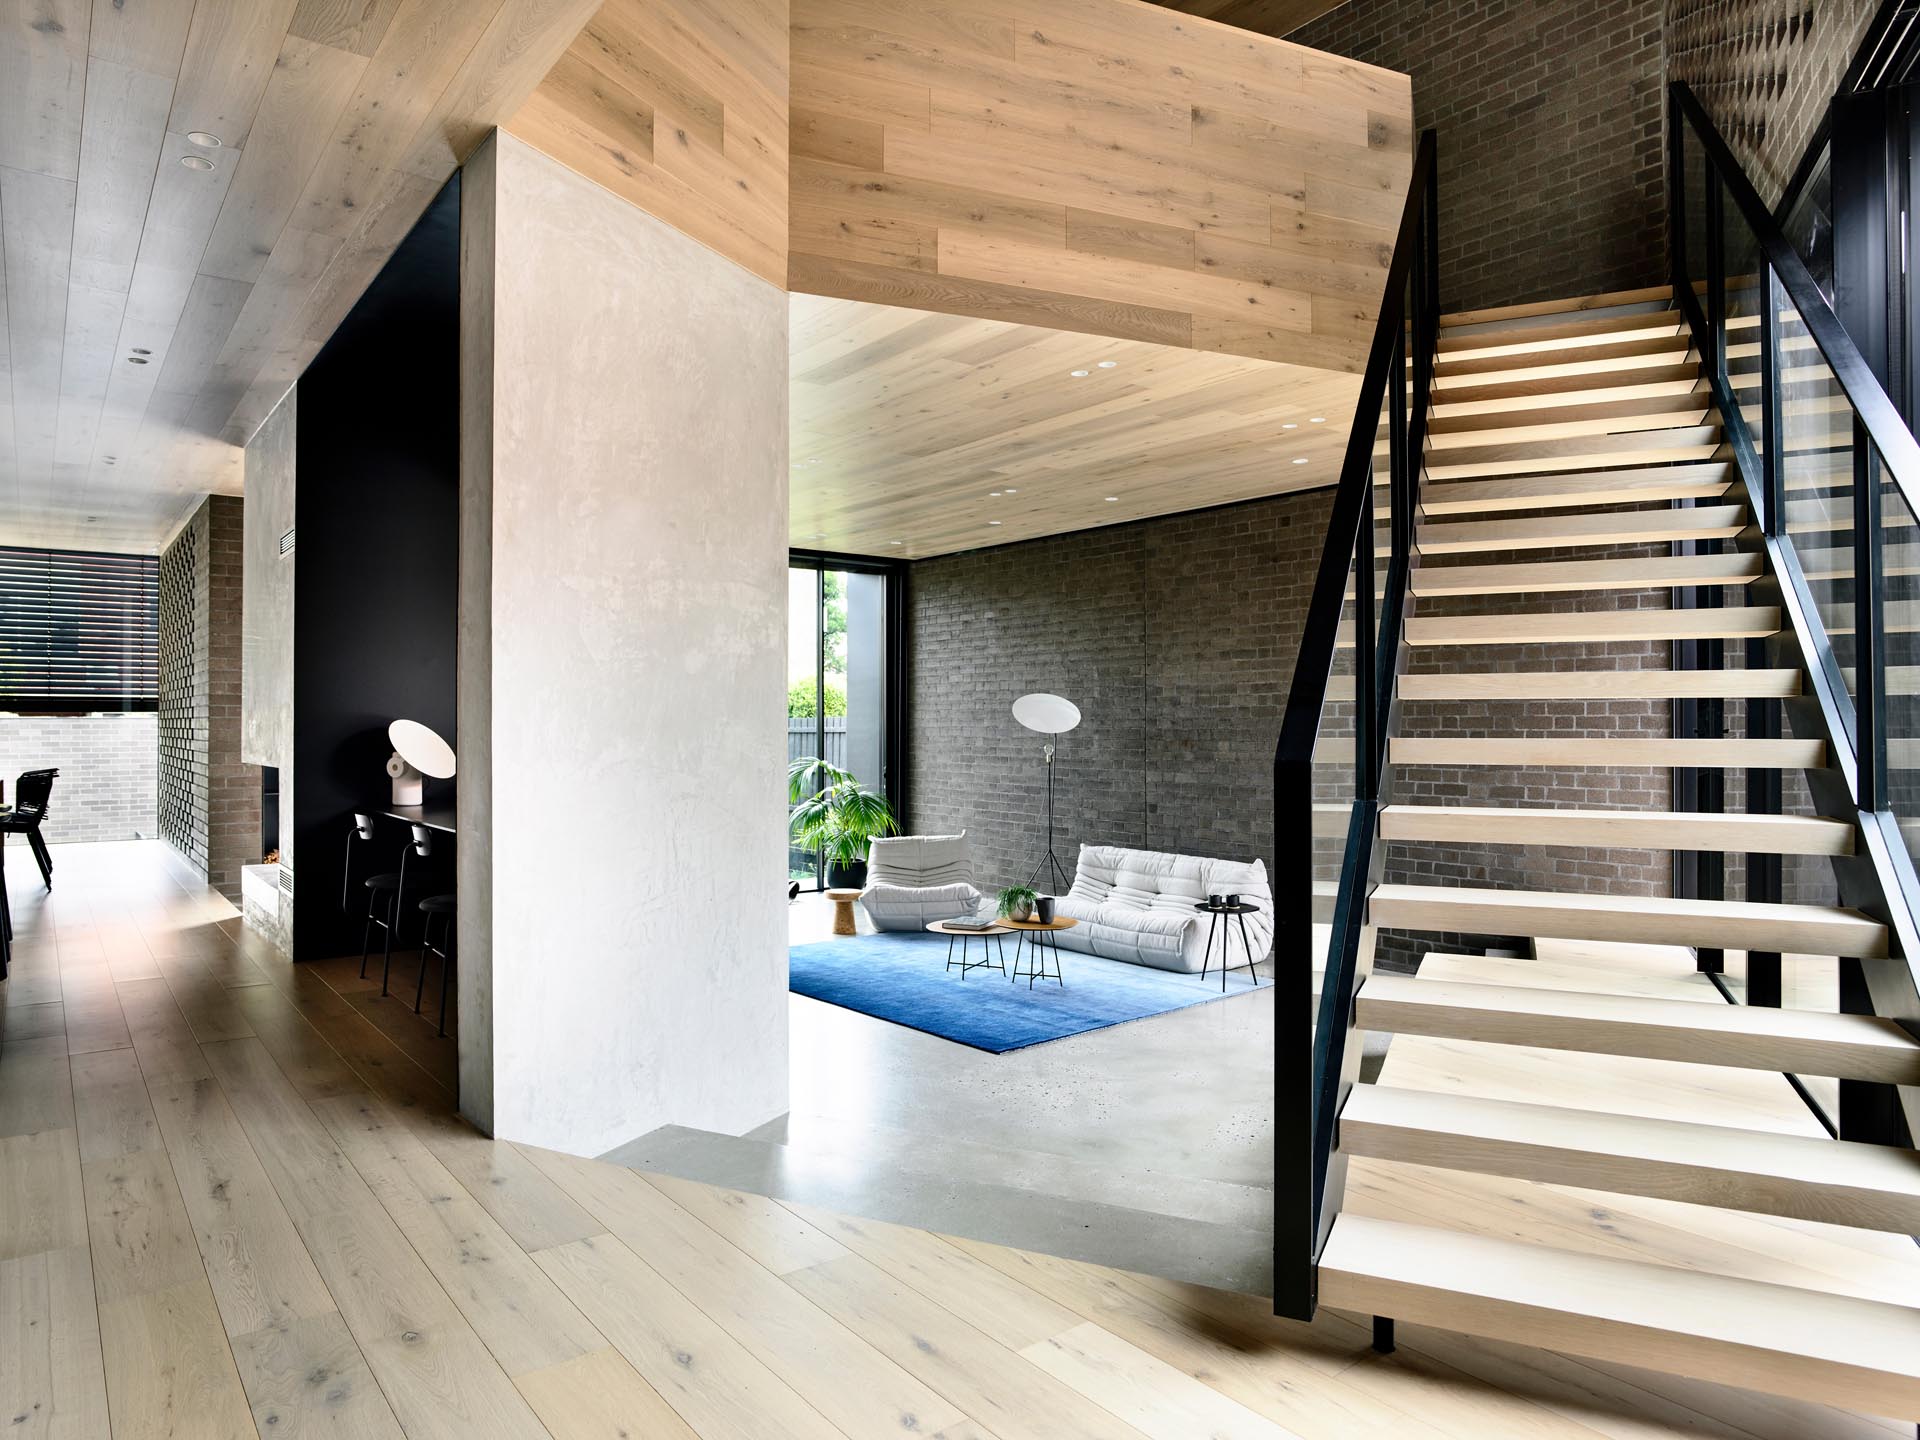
1272;128;1439;1320
786;550;908;890
1668;81;1920;1146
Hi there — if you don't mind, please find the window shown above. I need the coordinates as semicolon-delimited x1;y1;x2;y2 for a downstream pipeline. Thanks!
0;546;160;712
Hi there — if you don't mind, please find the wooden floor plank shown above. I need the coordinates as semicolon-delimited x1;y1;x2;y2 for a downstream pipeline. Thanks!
200;1038;549;1440
524;1146;975;1438
0;1245;113;1440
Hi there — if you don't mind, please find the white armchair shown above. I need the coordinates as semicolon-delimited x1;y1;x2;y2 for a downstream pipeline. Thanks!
860;832;984;931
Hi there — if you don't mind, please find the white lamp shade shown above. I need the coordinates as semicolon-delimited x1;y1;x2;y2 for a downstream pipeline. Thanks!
388;719;456;779
1012;692;1081;735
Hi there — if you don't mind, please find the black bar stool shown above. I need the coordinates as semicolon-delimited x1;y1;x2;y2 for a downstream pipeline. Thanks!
415;891;455;1037
342;813;402;981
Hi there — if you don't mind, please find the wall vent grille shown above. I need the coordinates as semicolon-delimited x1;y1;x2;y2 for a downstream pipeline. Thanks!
278;527;296;556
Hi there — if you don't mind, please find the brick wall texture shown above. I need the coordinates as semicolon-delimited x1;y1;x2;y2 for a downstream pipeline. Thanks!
1291;0;1670;314
1668;0;1879;208
157;495;259;902
0;713;157;843
906;493;1334;896
1277;0;1877;312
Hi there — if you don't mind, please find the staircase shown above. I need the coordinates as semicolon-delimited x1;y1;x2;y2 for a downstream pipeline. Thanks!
1296;220;1920;1423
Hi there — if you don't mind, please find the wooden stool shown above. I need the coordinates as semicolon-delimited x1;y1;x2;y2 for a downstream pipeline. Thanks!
825;888;862;935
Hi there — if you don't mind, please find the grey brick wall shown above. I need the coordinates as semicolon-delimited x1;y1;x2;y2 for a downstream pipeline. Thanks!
0;713;157;843
1290;0;1670;314
157;495;259;902
907;494;1334;896
908;497;1683;965
1668;0;1879;209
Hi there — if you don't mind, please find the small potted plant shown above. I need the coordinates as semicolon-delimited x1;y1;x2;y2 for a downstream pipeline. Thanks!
996;884;1039;922
788;756;898;889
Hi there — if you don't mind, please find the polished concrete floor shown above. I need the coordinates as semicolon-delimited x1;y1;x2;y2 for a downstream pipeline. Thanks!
606;891;1286;1292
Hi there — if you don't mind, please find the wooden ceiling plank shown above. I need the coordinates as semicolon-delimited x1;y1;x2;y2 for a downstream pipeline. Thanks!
2;166;78;487
0;0;91;180
288;0;407;58
392;0;602;183
167;0;302;149
69;58;172;293
86;0;195;74
293;0;509;242
197;35;368;284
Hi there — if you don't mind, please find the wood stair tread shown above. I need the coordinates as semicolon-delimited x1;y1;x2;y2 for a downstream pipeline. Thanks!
1401;606;1778;646
1369;884;1885;958
1415;462;1733;514
1439;285;1674;329
1434;335;1697;386
1338;1085;1920;1232
1419;426;1724;481
1424;396;1712;448
1397;668;1799;700
1411;551;1762;596
1354;972;1920;1081
1378;805;1853;854
1429;368;1704;417
1390;736;1824;768
1437;311;1686;360
1317;1213;1920;1419
1412;502;1747;555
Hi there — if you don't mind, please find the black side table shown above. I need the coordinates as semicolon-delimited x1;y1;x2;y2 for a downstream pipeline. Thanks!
1195;901;1263;991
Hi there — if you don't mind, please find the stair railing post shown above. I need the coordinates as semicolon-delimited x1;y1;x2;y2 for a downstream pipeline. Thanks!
1747;264;1787;1006
1689;163;1729;974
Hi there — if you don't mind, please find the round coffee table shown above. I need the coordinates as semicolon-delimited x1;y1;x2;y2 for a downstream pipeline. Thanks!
998;915;1078;988
926;918;1013;979
825;888;862;936
1195;900;1263;991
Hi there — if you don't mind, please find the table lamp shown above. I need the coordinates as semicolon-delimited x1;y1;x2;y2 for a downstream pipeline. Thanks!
387;719;455;806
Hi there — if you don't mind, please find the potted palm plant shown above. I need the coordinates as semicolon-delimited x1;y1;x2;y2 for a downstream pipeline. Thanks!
996;884;1039;922
788;756;898;889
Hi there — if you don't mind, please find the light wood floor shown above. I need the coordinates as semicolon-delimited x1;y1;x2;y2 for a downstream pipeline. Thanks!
1;841;1909;1438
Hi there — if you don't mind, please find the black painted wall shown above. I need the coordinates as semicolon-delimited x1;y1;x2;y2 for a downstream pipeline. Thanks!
292;175;460;960
905;492;1333;895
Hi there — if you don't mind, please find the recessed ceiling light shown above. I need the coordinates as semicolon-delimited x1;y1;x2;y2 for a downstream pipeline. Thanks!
988;520;1002;526
127;356;148;364
1069;369;1089;377
1292;457;1309;464
1282;422;1297;429
1003;487;1017;493
131;347;151;355
179;155;214;171
1104;496;1119;502
889;540;903;546
1097;360;1117;369
1309;416;1326;423
186;131;223;148
989;491;1001;497
809;532;826;540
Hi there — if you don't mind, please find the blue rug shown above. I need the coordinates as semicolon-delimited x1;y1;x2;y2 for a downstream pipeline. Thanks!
788;931;1261;1052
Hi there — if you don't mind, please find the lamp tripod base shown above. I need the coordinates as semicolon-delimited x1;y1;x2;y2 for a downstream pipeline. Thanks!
1027;847;1071;894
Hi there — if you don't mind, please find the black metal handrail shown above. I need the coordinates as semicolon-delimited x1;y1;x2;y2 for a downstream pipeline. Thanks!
1273;127;1437;1320
1669;80;1920;1145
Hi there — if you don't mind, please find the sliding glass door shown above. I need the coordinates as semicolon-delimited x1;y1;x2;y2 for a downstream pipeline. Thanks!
787;556;899;890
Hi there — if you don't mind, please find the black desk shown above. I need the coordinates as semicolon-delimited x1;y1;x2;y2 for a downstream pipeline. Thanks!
385;803;455;835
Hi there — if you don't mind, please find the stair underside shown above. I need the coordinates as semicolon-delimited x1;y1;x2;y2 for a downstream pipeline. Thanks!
1389;736;1825;768
1339;1084;1920;1232
1318;1213;1920;1420
1411;551;1761;595
1367;885;1885;957
1379;804;1853;854
1396;668;1799;699
1355;972;1919;1078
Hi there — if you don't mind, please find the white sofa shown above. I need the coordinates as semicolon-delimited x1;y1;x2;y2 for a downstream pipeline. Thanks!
859;832;985;931
1054;844;1274;973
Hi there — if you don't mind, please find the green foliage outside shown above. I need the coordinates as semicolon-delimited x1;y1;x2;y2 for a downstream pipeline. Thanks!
788;678;846;717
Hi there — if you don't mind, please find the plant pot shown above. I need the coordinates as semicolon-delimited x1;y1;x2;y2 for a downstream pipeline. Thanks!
1036;895;1056;924
826;858;867;890
1009;901;1034;922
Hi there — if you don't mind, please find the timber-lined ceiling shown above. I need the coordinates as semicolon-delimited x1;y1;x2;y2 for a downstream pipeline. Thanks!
0;0;598;555
790;292;1357;559
787;0;1412;375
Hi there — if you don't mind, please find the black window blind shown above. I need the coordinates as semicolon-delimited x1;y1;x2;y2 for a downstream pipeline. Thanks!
0;546;159;711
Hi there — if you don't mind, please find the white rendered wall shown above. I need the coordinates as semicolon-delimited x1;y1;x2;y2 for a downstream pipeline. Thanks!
459;131;790;1153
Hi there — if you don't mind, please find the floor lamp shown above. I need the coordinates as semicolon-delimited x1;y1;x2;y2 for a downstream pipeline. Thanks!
1013;692;1081;893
